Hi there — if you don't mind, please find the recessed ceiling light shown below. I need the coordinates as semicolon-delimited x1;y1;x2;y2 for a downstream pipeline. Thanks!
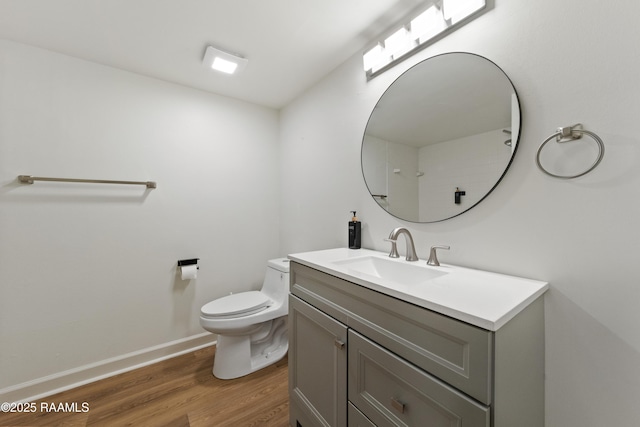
202;46;248;75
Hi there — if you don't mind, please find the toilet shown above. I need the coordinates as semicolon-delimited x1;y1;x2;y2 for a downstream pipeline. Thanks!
199;258;290;379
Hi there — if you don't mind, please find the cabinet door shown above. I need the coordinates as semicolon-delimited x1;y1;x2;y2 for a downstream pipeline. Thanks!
349;330;490;427
289;295;348;427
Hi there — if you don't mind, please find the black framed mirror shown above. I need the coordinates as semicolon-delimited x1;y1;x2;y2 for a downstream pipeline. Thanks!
362;52;520;222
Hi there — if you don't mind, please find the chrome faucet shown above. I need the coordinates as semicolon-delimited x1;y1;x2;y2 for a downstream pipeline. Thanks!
385;227;419;261
427;245;450;266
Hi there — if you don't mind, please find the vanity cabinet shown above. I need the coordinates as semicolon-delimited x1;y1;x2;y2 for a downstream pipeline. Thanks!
288;261;545;427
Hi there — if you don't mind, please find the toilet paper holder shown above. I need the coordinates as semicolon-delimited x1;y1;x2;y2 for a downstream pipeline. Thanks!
177;258;199;270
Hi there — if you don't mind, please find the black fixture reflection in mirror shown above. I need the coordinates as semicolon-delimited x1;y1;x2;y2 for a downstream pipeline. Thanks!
361;52;520;223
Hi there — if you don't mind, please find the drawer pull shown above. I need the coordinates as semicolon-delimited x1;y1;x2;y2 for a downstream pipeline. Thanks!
334;339;345;350
391;397;406;414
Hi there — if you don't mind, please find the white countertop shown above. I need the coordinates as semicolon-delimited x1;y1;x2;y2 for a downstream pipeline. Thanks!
288;248;549;331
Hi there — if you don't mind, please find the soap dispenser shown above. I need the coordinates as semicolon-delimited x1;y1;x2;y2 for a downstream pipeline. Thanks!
348;211;361;249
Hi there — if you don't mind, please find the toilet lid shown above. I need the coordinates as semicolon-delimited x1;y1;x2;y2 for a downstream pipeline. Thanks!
201;291;272;318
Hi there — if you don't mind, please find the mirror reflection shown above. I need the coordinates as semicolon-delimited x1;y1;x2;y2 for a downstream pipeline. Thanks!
362;52;520;223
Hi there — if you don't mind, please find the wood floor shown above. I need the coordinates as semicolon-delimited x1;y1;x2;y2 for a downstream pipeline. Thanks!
0;346;289;427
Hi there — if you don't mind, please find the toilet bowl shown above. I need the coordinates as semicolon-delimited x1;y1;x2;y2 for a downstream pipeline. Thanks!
199;258;290;379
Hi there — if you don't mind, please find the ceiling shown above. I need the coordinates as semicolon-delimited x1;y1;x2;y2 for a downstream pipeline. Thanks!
0;0;426;109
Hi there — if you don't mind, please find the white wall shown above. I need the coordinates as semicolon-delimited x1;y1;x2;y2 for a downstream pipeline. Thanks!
362;134;419;221
0;40;280;396
388;139;419;221
418;128;510;221
281;0;640;425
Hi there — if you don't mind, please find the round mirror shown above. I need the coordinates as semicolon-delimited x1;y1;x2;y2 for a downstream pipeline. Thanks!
362;52;520;223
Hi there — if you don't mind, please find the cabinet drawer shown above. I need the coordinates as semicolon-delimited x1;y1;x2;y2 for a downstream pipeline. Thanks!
348;403;376;427
348;330;490;427
291;262;492;404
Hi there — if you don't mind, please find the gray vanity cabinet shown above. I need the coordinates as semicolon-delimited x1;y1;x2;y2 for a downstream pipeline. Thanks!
288;261;544;427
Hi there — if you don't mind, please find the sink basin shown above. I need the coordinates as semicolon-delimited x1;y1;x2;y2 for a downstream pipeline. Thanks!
332;256;447;285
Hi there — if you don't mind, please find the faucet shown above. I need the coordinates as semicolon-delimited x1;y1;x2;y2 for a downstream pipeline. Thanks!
385;227;419;261
427;245;450;266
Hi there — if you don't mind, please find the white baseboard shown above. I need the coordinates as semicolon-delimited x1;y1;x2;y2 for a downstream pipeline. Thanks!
0;332;216;403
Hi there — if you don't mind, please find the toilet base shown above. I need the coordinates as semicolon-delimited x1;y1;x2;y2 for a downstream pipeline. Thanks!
212;316;288;380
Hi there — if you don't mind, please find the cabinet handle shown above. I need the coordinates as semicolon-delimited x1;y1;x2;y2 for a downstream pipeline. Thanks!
334;339;345;350
391;397;405;414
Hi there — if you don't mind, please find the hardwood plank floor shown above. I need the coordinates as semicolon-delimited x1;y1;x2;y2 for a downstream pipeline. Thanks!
0;346;289;427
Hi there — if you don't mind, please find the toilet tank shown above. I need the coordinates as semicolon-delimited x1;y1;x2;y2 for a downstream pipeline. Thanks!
261;258;290;304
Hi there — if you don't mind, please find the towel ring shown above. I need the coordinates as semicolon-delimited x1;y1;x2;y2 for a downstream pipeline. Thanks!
536;124;604;179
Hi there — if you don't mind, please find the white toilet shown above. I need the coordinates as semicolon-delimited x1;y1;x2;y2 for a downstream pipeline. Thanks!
199;258;290;379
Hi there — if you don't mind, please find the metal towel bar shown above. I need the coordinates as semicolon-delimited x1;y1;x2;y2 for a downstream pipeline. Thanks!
18;175;157;188
536;124;604;179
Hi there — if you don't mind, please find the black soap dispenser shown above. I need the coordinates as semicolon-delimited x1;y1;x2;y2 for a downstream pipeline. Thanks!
348;211;361;249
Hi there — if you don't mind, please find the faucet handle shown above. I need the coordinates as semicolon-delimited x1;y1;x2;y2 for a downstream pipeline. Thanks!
427;245;450;266
384;238;400;258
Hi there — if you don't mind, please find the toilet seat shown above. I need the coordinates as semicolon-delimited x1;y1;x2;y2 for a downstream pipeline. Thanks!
201;291;272;319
